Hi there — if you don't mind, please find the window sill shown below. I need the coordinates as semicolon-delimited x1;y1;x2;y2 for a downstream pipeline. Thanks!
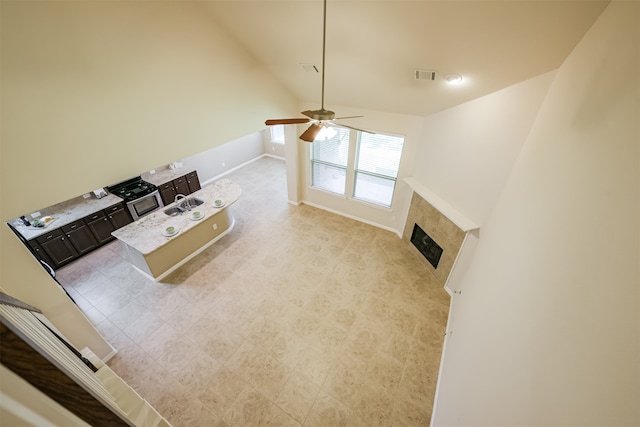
308;186;394;212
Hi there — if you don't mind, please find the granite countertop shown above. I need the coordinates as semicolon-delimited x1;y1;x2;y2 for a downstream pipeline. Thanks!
141;167;195;186
111;179;241;255
11;194;125;241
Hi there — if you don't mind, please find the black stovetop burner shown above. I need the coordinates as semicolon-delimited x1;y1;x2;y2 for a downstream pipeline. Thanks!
107;176;158;202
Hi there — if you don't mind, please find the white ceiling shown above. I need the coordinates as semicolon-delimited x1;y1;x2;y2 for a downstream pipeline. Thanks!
201;0;609;117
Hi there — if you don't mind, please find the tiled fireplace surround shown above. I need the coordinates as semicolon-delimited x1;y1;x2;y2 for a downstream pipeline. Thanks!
402;192;467;289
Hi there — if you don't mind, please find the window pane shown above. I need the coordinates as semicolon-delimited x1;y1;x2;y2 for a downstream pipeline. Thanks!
312;163;346;194
311;127;350;194
353;132;404;206
270;125;285;144
353;172;396;206
311;127;350;167
355;133;404;178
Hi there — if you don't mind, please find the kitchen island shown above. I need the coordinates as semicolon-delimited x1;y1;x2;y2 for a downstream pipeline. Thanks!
112;179;241;281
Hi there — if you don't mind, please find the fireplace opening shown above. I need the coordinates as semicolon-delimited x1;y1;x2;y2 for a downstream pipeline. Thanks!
410;224;443;269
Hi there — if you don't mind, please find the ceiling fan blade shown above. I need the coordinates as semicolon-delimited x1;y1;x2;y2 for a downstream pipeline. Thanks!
333;115;364;120
265;118;311;125
330;123;375;134
299;123;322;142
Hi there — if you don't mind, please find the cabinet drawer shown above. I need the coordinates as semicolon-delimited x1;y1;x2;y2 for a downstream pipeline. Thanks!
62;219;86;233
35;229;63;245
105;203;125;214
158;182;173;191
186;171;198;180
173;176;186;185
84;210;106;222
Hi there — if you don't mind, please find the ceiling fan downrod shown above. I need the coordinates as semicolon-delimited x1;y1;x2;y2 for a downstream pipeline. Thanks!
320;0;327;112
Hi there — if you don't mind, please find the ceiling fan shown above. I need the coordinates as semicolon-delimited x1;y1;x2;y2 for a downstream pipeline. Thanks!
265;0;372;142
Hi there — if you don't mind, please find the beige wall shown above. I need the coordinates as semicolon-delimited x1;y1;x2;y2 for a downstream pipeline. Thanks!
1;1;296;359
433;1;639;424
412;71;555;227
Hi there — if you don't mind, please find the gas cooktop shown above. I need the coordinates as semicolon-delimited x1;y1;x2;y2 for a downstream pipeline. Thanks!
107;176;158;202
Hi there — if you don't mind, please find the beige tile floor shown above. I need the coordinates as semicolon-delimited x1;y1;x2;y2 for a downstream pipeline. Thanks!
57;156;450;427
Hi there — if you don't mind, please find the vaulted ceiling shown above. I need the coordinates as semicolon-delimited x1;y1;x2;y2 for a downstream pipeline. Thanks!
201;0;609;117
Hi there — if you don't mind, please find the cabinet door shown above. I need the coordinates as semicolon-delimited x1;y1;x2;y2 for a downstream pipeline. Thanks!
186;171;201;193
37;230;77;268
173;176;190;196
27;239;54;269
107;206;133;230
160;187;177;206
87;215;115;245
63;220;98;256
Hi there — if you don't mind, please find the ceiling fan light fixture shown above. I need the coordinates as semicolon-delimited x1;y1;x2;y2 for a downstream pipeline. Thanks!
316;124;337;141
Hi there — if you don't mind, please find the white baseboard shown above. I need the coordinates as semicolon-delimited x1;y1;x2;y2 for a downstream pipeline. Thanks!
264;153;285;161
201;155;265;187
300;200;402;237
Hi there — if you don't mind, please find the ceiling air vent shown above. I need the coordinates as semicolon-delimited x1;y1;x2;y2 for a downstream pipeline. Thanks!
414;69;437;80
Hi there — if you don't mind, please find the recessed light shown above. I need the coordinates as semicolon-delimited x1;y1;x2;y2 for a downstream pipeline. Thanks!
445;74;463;84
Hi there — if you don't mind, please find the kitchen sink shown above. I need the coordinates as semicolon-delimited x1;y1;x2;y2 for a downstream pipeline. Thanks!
163;207;183;216
180;197;204;209
163;197;205;216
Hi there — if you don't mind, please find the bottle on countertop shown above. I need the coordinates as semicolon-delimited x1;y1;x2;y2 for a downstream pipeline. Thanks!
20;216;31;226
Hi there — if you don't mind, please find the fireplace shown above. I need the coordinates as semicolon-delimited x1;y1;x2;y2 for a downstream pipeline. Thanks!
410;224;443;269
402;188;470;287
402;179;480;290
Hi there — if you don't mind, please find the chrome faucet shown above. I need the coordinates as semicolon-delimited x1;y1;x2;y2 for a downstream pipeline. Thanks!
174;194;191;211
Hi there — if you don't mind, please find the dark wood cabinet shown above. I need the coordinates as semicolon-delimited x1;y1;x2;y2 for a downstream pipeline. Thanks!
106;204;132;230
62;220;98;256
27;239;54;269
36;229;77;268
86;211;114;245
86;203;132;245
186;171;201;193
159;185;177;206
173;176;190;196
158;171;201;205
27;201;134;269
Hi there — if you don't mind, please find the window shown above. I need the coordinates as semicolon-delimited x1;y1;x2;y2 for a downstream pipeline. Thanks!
311;128;405;207
270;125;285;144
